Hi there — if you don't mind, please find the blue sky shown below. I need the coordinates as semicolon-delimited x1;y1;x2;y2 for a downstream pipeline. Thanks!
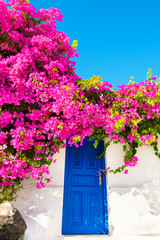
7;0;160;89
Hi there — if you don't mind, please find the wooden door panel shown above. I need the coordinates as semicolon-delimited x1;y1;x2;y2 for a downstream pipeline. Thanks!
62;138;109;235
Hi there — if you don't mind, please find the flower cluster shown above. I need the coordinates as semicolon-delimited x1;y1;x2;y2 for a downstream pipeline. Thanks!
0;0;83;202
95;72;160;176
125;156;138;167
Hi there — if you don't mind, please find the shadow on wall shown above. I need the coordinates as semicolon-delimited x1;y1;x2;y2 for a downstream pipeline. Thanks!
108;180;160;236
11;179;64;240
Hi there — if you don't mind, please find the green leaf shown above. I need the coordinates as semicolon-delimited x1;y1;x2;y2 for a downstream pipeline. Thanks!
93;139;98;148
123;145;127;152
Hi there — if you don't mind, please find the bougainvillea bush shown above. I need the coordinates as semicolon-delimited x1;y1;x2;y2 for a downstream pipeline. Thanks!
0;0;113;202
0;0;160;203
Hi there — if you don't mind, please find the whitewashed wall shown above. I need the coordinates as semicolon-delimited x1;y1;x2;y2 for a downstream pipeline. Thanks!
106;138;160;236
106;138;160;187
12;138;160;239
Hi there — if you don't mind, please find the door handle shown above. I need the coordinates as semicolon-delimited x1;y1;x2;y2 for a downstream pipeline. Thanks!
94;172;102;185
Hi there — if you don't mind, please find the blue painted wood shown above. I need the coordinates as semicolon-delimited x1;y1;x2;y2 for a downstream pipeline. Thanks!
62;138;109;235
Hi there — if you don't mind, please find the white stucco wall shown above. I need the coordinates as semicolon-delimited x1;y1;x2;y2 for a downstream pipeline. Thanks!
106;138;160;187
49;148;66;187
105;138;160;236
12;138;160;239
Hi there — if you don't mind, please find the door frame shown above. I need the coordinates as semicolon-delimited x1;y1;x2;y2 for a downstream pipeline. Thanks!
62;139;109;235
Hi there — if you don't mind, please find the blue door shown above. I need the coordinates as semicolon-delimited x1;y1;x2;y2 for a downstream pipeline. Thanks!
62;138;109;234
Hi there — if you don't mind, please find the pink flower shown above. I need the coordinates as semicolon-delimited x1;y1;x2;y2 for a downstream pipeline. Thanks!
152;76;157;80
124;170;128;174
